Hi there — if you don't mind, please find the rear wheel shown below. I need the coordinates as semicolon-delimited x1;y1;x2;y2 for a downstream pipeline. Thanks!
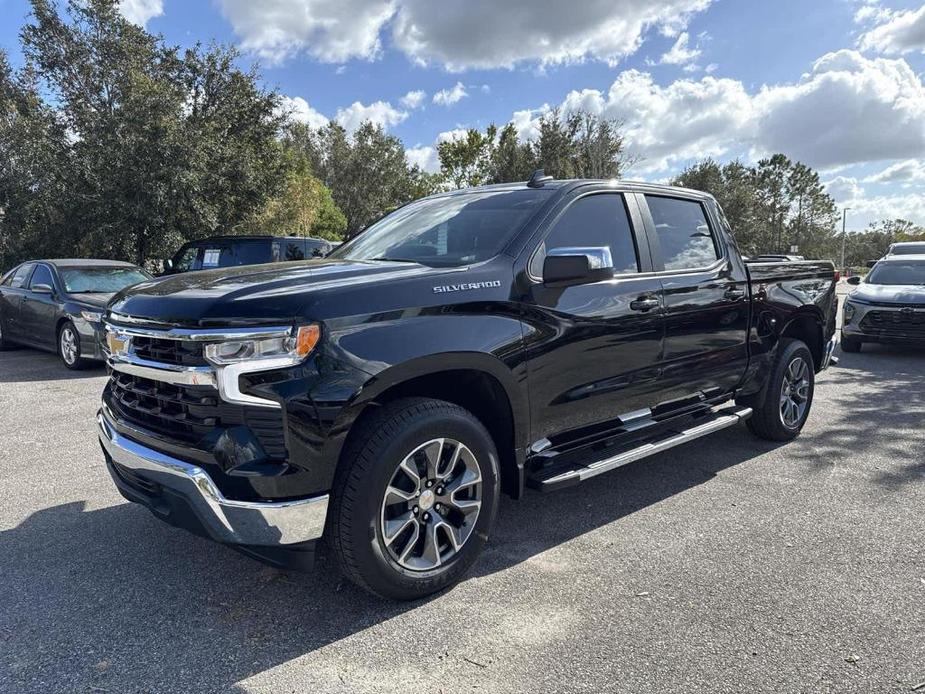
840;332;862;353
328;398;500;600
58;321;89;370
744;338;815;441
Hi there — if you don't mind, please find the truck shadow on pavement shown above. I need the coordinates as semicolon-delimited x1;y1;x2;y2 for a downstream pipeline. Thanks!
0;425;785;693
792;343;925;488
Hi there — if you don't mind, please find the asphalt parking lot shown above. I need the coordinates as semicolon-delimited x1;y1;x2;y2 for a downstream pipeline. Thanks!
1;305;923;693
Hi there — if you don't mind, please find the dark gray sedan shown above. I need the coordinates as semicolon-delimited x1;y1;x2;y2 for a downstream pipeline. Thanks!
0;259;152;369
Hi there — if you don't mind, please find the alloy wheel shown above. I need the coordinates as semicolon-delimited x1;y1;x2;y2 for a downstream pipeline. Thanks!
379;437;482;571
779;356;810;428
60;326;78;365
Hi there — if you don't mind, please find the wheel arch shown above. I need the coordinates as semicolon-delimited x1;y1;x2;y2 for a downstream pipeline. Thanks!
779;308;825;371
334;353;528;499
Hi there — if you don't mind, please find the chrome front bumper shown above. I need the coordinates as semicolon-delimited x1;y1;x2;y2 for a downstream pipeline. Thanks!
98;410;329;546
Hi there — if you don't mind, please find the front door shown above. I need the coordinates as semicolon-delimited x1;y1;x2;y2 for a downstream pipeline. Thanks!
20;263;59;348
521;191;665;449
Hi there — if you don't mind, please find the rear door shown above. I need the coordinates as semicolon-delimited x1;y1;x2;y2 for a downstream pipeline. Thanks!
521;190;665;447
0;263;35;342
637;193;750;410
20;263;59;348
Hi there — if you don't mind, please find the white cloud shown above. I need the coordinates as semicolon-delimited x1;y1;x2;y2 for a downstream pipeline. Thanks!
824;175;925;227
119;0;163;26
335;100;408;133
277;96;329;129
406;145;440;172
392;0;713;70
660;32;700;65
863;159;925;185
400;90;427;109
502;49;925;175
214;0;714;70
753;50;925;168
824;175;865;201
215;0;395;64
436;128;469;144
432;82;468;106
859;4;925;54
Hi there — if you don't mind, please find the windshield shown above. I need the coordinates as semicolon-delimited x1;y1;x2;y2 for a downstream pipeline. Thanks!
60;267;151;293
330;190;551;267
866;261;925;286
889;244;925;255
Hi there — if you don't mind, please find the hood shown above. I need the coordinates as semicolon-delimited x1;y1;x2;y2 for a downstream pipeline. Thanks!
68;292;117;308
850;283;925;305
108;259;443;326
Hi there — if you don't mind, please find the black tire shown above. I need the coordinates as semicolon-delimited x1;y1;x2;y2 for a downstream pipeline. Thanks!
328;397;500;600
58;320;89;370
744;338;815;442
840;333;862;353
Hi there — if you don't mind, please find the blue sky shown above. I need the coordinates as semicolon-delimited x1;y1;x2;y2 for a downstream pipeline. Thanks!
2;0;924;228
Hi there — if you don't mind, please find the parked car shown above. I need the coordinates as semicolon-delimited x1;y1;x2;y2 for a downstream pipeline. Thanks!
162;235;333;274
0;259;152;369
885;241;925;256
97;174;838;600
841;254;925;352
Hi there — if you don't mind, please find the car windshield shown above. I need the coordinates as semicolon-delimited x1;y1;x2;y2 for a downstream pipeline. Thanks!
890;244;925;255
329;189;551;267
59;267;151;293
866;261;925;285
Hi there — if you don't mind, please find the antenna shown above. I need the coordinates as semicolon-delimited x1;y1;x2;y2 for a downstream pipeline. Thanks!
527;168;554;188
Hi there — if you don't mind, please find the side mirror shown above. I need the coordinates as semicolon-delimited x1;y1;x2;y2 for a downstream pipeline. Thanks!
31;283;53;294
847;276;861;285
163;258;174;273
543;247;614;286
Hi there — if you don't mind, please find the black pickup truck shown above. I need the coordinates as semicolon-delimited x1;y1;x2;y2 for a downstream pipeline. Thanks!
97;176;838;599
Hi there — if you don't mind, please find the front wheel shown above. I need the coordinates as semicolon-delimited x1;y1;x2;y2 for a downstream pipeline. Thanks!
744;338;815;441
328;398;500;600
59;321;89;370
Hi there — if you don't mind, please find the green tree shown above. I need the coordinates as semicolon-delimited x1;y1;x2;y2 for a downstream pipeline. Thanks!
297;121;420;238
5;0;287;265
239;154;346;240
673;155;839;259
438;126;496;189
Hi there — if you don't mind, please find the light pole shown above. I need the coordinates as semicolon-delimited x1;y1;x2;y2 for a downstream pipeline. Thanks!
840;207;851;271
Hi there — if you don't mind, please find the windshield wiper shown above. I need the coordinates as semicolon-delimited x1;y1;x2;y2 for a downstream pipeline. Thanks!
364;257;421;264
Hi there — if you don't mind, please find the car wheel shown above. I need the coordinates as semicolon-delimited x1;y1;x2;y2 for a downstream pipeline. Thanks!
328;397;500;600
840;333;862;353
58;321;89;370
745;338;815;442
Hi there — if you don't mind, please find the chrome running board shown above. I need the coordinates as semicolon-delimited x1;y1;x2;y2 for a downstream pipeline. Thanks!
528;406;753;491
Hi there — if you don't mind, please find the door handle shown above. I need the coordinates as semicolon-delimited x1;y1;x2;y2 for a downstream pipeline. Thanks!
724;286;746;300
630;295;660;312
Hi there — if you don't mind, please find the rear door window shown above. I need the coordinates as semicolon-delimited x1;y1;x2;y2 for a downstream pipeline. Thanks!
645;196;721;271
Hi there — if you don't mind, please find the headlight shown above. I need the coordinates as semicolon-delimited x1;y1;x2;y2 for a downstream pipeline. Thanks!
843;302;856;324
80;310;104;324
203;325;320;366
